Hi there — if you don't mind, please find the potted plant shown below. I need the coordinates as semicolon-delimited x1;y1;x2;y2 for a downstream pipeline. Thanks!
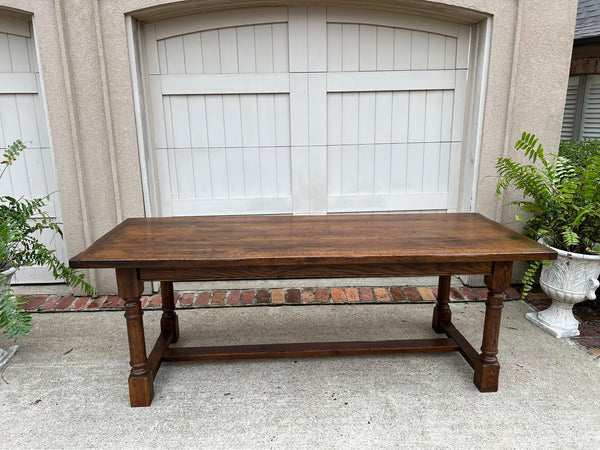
496;132;600;338
1;140;95;367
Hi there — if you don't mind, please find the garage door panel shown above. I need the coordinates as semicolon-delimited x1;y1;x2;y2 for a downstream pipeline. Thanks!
154;7;288;41
146;6;471;216
0;21;66;283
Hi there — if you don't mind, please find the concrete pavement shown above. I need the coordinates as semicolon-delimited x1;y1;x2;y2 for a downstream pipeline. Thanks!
0;301;599;448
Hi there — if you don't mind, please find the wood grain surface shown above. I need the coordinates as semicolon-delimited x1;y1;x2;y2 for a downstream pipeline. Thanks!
69;213;556;269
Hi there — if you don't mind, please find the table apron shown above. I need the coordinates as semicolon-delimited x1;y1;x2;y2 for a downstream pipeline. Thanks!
138;261;493;282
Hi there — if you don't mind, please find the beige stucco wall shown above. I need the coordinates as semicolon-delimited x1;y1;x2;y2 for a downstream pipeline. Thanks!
0;0;578;293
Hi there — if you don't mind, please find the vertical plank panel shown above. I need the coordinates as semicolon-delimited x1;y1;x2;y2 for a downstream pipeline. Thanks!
170;96;191;148
26;32;37;72
143;25;160;74
240;94;259;147
308;73;327;213
156;149;173;215
208;147;229;198
0;34;11;72
358;92;376;144
424;91;443;142
327;93;342;145
188;95;209;147
358;92;375;194
359;25;377;71
445;37;457;69
408;91;426;143
411;31;428;70
15;94;40;147
272;23;289;73
162;97;179;199
290;73;308;146
257;94;276;146
341;145;358;195
441;91;454;141
438;142;451;193
223;95;246;194
393;29;411;70
308;73;327;145
183;33;203;73
192;147;212;198
255;24;274;73
274;94;290;146
259;146;278;196
240;94;261;197
173;148;196;199
422;142;440;192
243;146;261;197
376;26;394;70
205;95;226;147
456;26;470;69
149;77;167;148
406;143;424;193
226;147;245;196
342;24;359;71
327;145;342;197
291;146;310;213
447;142;462;211
236;26;256;73
427;34;446;70
358;144;374;194
288;6;308;72
391;92;409;143
341;93;359;144
307;6;326;72
375;92;393;144
219;27;239;74
165;36;185;73
34;96;50;148
276;145;292;197
452;70;467;140
157;40;167;74
390;143;407;193
201;29;221;73
8;35;30;72
223;95;243;146
327;24;342;72
373;143;391;194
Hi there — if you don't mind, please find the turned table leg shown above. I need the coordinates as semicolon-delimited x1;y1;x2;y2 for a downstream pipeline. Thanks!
160;281;179;343
116;268;154;407
474;261;512;392
433;275;452;333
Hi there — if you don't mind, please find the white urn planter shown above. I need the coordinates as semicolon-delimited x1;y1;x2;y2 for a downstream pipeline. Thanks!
0;266;19;370
526;244;600;338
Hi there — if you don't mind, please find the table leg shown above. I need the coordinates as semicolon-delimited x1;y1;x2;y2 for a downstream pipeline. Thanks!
432;275;452;333
474;261;512;392
116;268;154;407
160;281;179;343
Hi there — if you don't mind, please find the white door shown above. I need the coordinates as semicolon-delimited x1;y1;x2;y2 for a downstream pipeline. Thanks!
143;7;470;216
0;15;67;283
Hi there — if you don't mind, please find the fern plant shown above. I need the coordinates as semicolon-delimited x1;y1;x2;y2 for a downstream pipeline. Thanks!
496;132;600;297
1;140;96;341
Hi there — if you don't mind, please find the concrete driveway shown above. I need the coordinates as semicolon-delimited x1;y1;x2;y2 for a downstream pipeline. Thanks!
0;301;598;449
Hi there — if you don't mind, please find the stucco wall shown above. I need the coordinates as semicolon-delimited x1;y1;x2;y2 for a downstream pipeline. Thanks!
0;0;578;293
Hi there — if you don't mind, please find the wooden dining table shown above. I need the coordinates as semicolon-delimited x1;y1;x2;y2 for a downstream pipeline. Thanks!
69;213;556;407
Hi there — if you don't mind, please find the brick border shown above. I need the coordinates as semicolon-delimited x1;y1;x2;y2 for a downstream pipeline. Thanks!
21;285;519;313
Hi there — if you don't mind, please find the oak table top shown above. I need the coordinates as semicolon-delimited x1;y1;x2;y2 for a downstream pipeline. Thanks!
70;213;556;269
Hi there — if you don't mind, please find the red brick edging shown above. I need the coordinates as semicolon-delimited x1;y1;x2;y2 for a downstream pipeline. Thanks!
21;285;522;313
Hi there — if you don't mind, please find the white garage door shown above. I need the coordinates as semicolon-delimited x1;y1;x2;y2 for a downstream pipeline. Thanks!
143;6;469;216
0;15;67;284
